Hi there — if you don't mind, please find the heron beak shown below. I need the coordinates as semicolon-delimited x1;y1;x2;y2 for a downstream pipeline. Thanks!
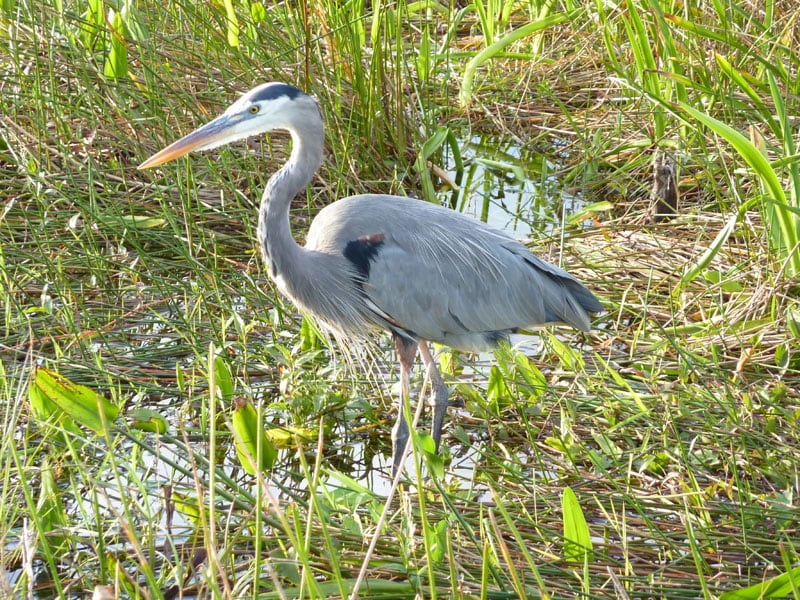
138;113;233;170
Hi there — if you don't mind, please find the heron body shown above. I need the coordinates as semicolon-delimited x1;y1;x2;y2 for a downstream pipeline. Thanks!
140;82;602;473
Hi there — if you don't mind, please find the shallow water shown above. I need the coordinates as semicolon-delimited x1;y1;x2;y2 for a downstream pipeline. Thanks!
435;133;576;238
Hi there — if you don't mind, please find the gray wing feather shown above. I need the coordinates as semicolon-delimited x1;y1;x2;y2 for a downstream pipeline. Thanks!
306;194;600;350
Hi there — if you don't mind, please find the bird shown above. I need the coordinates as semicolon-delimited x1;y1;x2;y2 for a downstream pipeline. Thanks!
139;82;602;474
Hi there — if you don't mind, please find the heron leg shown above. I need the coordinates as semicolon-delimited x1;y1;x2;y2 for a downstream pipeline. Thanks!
418;341;449;453
392;334;418;474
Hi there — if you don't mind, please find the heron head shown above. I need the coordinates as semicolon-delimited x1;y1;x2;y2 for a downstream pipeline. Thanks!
138;82;317;169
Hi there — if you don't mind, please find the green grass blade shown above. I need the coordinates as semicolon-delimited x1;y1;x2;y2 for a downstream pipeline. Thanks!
768;70;800;208
665;13;790;80
459;10;575;107
677;101;799;276
714;53;776;136
677;212;739;291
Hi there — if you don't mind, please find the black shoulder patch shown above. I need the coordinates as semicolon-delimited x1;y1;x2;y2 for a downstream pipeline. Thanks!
343;233;385;279
250;82;303;103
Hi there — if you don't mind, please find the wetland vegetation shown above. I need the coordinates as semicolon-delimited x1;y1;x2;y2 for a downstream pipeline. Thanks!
1;0;799;598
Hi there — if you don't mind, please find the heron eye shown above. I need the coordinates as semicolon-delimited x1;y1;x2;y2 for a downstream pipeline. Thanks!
248;105;259;114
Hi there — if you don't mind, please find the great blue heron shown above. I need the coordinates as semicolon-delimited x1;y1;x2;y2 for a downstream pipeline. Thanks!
139;82;602;473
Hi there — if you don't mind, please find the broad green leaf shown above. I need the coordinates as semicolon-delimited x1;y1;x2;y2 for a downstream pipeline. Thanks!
36;463;69;555
129;408;169;434
264;426;315;449
547;335;581;371
719;563;800;599
787;309;800;340
774;343;790;371
299;315;324;351
513;352;547;394
427;519;448;564
30;368;119;435
544;436;575;457
418;432;444;478
118;2;148;44
79;0;105;48
486;365;509;411
420;127;451;162
28;378;82;438
250;2;266;22
567;200;614;225
103;10;128;79
702;269;744;292
172;491;203;524
415;126;461;202
223;0;239;48
213;355;235;402
119;215;166;228
562;487;593;563
416;27;431;83
231;398;277;475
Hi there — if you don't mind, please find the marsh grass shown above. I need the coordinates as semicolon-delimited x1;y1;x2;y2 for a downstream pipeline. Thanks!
2;0;799;598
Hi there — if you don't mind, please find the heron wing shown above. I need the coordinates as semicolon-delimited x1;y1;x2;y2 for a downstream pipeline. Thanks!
306;195;599;350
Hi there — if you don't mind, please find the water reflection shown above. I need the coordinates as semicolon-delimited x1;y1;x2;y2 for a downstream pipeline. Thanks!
436;134;573;238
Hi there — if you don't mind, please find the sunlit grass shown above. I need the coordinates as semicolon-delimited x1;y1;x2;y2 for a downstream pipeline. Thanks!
1;0;799;598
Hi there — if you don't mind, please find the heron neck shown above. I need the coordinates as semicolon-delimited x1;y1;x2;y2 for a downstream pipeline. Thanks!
258;119;324;276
